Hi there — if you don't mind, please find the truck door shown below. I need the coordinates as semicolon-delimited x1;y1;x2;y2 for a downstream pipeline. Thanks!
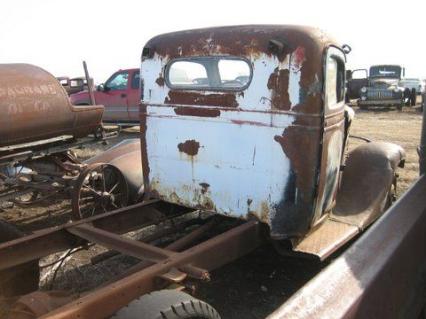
346;69;368;100
312;47;347;225
126;70;140;123
96;71;129;122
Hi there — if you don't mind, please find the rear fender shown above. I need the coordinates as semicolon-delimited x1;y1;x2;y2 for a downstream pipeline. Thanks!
333;141;405;229
85;139;143;202
290;141;405;259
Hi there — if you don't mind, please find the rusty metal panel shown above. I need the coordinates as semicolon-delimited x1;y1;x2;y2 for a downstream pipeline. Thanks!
292;218;358;259
267;175;426;319
140;26;339;239
0;64;103;148
312;116;345;223
146;107;294;218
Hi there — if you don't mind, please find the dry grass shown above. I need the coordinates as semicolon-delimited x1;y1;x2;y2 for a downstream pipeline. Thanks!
349;105;423;195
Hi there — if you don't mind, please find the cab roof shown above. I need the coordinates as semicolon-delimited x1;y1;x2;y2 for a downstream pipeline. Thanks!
143;25;339;60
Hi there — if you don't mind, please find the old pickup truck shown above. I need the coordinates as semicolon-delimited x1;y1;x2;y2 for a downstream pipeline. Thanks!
349;64;416;109
70;68;140;124
1;26;405;319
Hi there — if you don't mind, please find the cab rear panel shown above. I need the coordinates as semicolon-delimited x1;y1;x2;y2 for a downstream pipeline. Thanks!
140;25;344;239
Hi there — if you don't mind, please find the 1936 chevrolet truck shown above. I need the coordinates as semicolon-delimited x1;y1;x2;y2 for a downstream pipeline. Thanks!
0;25;405;319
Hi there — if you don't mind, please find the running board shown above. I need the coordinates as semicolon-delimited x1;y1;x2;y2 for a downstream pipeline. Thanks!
292;218;359;260
293;141;405;260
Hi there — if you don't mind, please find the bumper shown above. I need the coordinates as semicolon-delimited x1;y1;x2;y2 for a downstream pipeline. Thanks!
358;99;402;106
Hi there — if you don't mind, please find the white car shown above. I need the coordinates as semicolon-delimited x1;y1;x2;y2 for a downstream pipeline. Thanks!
399;78;424;94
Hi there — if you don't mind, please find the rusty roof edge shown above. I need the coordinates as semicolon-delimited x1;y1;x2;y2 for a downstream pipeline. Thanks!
266;174;426;319
142;24;338;51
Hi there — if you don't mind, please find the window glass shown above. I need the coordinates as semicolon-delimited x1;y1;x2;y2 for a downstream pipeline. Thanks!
326;58;338;105
351;69;367;79
106;72;128;90
218;60;250;87
167;57;251;90
70;79;83;87
131;71;140;89
326;56;345;107
169;61;208;87
59;79;68;86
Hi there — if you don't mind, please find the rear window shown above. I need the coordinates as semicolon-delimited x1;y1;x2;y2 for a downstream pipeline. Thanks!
166;57;251;90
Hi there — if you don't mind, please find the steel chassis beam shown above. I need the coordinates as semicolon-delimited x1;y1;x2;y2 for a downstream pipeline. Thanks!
1;199;264;319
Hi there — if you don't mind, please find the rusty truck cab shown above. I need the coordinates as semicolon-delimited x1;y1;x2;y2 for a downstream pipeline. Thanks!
140;25;403;257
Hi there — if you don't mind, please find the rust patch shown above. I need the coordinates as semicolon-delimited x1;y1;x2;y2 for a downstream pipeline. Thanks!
274;126;319;194
267;68;291;110
144;25;335;115
140;103;151;195
145;26;328;62
231;119;270;127
174;106;221;118
178;139;200;156
166;91;238;108
199;182;210;194
155;76;165;87
260;201;270;223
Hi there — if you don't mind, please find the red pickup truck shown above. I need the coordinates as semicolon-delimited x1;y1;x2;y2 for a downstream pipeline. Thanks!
70;68;140;124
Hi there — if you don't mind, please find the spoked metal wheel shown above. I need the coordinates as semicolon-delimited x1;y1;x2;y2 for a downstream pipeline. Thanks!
72;163;129;220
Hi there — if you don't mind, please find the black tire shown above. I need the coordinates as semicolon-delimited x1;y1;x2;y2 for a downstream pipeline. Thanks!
410;89;417;106
0;221;40;297
111;290;221;319
404;88;411;106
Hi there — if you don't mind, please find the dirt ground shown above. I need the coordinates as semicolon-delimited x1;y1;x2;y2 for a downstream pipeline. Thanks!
0;103;423;318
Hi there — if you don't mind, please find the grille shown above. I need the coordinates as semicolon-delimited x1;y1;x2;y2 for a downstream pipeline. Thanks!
366;89;396;100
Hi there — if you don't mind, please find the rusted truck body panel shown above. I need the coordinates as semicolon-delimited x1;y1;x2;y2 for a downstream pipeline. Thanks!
85;139;144;202
140;26;348;239
267;106;426;319
267;174;426;319
0;64;128;220
141;26;345;238
0;64;104;147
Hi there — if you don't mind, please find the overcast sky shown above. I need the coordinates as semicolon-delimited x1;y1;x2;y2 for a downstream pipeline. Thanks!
1;0;425;82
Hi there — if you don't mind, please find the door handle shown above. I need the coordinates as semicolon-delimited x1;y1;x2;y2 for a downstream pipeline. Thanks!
121;93;127;98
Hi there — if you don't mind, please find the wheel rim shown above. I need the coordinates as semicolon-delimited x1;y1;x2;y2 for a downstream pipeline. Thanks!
72;163;129;220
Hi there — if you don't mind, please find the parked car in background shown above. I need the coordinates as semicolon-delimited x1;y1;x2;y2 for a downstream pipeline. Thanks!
399;78;424;95
346;69;368;101
70;68;140;124
349;65;416;109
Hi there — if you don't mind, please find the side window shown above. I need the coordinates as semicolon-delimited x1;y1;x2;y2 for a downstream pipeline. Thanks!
325;49;345;109
106;72;129;91
131;71;140;89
